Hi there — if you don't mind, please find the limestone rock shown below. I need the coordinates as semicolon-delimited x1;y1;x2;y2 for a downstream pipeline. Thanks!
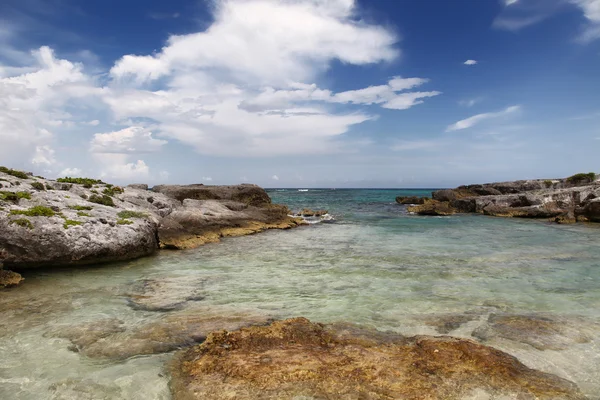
152;184;272;207
127;183;149;190
170;317;584;400
395;196;427;205
158;200;303;250
407;199;456;216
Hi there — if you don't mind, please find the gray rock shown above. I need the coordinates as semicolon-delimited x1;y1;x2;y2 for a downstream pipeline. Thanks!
152;183;272;206
125;276;206;311
127;183;149;190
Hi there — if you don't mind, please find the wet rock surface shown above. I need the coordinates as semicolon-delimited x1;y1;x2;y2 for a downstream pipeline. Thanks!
472;313;598;351
421;313;480;334
50;307;272;360
171;317;584;400
125;276;207;311
407;199;457;216
395;196;427;205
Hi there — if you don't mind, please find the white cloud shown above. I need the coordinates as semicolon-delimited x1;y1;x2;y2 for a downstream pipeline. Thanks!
60;167;83;177
87;119;100;126
90;126;167;154
272;175;279;181
31;145;56;166
111;0;398;85
446;105;521;132
504;0;519;5
95;154;151;180
202;176;213;181
464;59;478;65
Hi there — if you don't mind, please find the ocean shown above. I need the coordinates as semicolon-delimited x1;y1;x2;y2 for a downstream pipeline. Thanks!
1;189;599;399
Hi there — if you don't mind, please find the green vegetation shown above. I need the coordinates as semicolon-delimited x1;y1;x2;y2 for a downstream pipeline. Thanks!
31;181;46;191
63;219;83;229
88;194;115;207
117;218;133;225
90;189;98;194
69;205;93;210
10;218;33;229
77;211;92;217
80;194;88;199
543;180;553;188
567;172;596;184
0;166;29;179
57;177;105;186
103;186;124;197
0;191;31;202
117;210;148;219
10;205;55;217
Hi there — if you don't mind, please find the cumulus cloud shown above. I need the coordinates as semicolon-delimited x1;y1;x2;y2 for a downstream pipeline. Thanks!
446;105;521;132
272;175;279;181
31;145;56;166
90;126;167;154
464;59;478;65
94;153;151;180
60;167;83;177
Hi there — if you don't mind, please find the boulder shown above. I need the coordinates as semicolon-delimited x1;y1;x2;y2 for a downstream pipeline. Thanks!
152;184;272;207
582;198;600;222
158;200;302;250
170;317;584;400
127;183;149;190
0;269;23;288
298;208;329;217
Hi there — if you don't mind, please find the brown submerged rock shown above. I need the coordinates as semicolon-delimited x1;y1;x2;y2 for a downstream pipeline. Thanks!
170;317;584;400
0;269;23;288
50;307;272;360
472;314;597;351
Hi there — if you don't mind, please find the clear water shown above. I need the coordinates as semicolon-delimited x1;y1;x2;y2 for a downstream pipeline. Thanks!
1;189;599;399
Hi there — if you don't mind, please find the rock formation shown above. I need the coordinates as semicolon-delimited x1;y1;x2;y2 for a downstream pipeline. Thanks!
170;317;584;400
0;167;303;269
404;173;600;222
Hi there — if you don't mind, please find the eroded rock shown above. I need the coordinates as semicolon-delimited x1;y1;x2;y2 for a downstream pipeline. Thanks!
171;317;584;400
0;269;23;288
407;199;457;216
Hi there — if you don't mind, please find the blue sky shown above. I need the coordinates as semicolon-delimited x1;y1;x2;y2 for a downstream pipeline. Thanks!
0;0;598;188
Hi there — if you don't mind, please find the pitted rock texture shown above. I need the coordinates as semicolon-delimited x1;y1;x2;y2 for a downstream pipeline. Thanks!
170;317;584;400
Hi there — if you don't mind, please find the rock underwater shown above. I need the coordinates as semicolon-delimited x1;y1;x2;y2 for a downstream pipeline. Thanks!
0;168;304;269
170;317;585;400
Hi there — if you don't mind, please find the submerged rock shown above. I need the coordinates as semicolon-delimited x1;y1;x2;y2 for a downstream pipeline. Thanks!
472;313;597;351
170;317;584;400
51;307;272;360
0;269;23;288
421;313;479;334
125;276;206;311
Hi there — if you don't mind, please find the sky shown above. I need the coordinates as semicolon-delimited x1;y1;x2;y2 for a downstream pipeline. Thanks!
0;0;599;188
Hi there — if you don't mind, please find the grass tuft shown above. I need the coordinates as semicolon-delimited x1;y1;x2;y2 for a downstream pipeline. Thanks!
117;210;147;219
88;194;115;207
10;218;33;229
10;205;55;217
63;219;83;229
117;218;133;225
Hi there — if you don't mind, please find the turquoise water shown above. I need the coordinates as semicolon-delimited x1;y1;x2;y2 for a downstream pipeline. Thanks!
1;189;599;399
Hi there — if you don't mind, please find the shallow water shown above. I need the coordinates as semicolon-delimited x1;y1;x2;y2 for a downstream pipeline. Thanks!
1;189;600;399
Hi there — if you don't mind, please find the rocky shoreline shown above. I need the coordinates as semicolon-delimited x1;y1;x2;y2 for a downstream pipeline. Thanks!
0;167;304;283
398;173;600;222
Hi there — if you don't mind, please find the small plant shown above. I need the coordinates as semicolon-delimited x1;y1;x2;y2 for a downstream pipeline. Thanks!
567;172;596;184
543;180;553;188
10;218;33;229
88;194;115;207
10;205;56;217
80;194;88;199
63;219;83;229
0;191;31;202
90;189;98;194
103;186;124;197
0;166;29;179
31;182;46;191
117;210;148;219
57;177;105;185
117;218;133;225
77;211;91;217
69;205;93;210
